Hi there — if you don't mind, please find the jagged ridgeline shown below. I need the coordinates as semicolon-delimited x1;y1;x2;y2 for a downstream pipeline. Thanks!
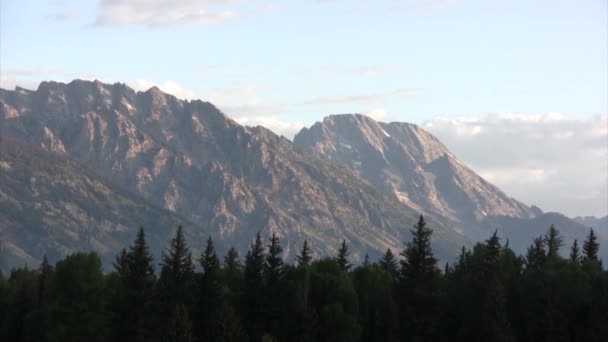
0;80;468;271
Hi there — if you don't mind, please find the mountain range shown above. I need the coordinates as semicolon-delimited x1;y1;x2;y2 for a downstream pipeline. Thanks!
0;80;603;271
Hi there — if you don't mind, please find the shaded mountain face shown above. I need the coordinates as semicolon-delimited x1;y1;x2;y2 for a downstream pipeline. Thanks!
294;114;602;257
0;137;197;272
0;81;468;270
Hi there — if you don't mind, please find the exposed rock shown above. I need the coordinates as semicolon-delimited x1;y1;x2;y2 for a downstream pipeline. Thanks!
0;81;469;270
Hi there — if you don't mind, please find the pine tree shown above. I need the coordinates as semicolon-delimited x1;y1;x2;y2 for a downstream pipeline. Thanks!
544;224;563;259
379;248;398;276
122;227;156;342
337;239;352;271
224;247;241;273
159;226;194;303
265;232;284;284
245;232;266;287
196;236;224;342
223;247;242;296
400;215;437;280
200;236;220;275
398;215;439;340
363;253;370;266
525;237;546;270
127;228;155;285
38;255;53;303
113;248;129;275
582;228;600;263
296;240;312;267
569;239;581;264
478;231;513;341
243;232;266;341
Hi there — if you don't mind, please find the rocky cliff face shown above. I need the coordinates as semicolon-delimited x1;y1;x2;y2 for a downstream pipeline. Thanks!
0;137;197;272
0;81;469;269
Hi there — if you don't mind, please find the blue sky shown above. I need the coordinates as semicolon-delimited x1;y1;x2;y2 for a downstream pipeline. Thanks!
1;0;607;216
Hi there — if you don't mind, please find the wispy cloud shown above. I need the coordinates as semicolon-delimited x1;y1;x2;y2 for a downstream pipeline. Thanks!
304;87;422;105
94;0;244;27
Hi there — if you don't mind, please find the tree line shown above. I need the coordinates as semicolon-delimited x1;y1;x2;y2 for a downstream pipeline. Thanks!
1;215;606;341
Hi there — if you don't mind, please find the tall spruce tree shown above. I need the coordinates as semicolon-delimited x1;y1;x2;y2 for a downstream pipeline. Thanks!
525;237;546;270
196;236;224;342
200;236;220;275
243;232;266;342
123;228;156;342
379;248;398;277
296;240;312;267
477;231;514;342
544;225;564;259
400;215;437;280
113;248;129;275
569;239;581;264
582;228;600;263
159;226;194;303
398;215;439;340
337;240;352;272
265;232;284;284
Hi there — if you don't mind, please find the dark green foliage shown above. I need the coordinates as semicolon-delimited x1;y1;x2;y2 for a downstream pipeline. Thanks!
296;240;313;267
336;239;352;271
583;228;600;263
398;214;440;341
1;221;606;342
111;227;156;342
570;239;581;264
545;224;564;258
265;233;284;285
243;232;266;341
46;252;108;342
379;248;398;277
159;226;195;302
526;236;547;270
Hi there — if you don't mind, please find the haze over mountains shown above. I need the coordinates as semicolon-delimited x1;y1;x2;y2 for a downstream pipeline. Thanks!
0;80;603;270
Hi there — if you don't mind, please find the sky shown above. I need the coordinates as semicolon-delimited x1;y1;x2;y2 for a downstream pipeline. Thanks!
0;0;607;217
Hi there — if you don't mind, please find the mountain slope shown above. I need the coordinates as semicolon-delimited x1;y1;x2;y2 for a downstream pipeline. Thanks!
294;114;603;257
0;81;469;268
0;137;199;272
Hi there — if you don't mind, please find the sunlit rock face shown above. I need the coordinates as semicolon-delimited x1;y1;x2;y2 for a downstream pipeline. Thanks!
0;80;469;270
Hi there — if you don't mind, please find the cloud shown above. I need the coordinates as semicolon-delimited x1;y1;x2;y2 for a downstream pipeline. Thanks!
131;79;199;99
304;87;422;106
365;108;389;121
94;0;243;27
236;116;305;138
423;113;608;217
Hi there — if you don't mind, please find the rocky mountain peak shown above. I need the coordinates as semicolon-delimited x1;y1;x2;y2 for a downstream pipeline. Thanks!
294;114;536;233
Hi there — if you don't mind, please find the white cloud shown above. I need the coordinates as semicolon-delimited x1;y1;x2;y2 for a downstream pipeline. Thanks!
94;0;243;27
236;116;305;138
423;113;608;217
365;108;389;121
131;79;198;99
